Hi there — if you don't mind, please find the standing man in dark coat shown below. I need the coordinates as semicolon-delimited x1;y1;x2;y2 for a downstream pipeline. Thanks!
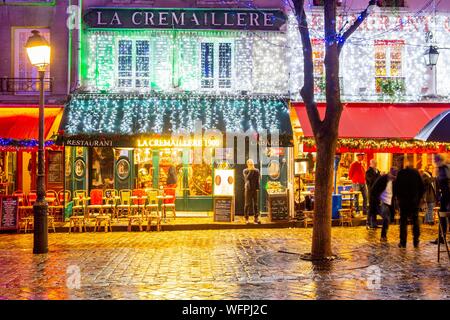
431;154;450;244
366;159;381;228
243;159;261;224
394;160;425;248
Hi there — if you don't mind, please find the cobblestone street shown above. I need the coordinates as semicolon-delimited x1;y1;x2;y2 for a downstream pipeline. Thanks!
0;226;449;300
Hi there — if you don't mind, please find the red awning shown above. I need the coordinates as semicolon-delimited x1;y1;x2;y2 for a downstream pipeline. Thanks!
0;105;63;151
293;102;450;139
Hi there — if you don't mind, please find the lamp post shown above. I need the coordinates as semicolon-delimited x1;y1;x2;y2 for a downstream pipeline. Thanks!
25;30;51;254
423;45;440;99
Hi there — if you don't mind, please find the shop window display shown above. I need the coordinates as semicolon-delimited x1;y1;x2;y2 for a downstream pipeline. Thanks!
90;147;114;189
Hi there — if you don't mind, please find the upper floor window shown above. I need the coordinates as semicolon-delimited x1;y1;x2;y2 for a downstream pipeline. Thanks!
374;40;405;93
376;0;405;7
200;41;234;90
313;0;342;6
13;28;51;94
117;39;151;89
4;0;53;3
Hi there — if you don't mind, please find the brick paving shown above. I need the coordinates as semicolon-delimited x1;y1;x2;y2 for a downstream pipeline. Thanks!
0;225;449;300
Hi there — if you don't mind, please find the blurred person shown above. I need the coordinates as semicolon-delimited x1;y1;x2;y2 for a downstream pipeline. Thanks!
370;167;398;242
349;153;368;217
422;164;437;225
394;159;425;248
431;154;450;245
366;158;381;228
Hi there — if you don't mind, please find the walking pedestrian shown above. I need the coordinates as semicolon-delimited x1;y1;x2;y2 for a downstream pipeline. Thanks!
422;164;437;225
349;153;368;218
366;159;381;228
431;154;450;245
370;167;398;242
394;159;425;248
243;159;260;224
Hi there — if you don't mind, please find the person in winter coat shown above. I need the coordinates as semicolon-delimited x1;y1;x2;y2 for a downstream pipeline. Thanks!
394;160;425;248
348;153;368;216
431;154;450;244
243;159;261;224
366;159;381;229
370;167;398;242
422;164;437;225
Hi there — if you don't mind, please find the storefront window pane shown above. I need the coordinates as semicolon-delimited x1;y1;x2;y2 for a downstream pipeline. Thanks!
91;147;114;189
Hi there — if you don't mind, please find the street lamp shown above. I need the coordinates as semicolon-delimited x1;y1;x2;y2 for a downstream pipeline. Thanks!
25;30;51;254
423;45;440;99
424;45;439;67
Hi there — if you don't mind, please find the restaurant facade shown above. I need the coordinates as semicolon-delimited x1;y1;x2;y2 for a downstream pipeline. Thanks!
60;1;295;217
0;0;70;199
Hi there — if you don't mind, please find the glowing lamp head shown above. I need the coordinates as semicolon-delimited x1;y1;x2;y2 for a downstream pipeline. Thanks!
424;45;439;67
25;30;50;70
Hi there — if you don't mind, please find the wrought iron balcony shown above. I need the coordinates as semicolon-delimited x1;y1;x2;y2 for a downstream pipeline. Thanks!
0;77;53;95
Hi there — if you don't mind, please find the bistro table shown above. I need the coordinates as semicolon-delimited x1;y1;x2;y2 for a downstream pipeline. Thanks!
156;195;174;222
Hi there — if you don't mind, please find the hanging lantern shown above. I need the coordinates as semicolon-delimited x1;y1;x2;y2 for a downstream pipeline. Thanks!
424;45;439;67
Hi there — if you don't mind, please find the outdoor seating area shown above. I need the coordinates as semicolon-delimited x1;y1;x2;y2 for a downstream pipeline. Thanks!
67;188;175;232
17;190;66;233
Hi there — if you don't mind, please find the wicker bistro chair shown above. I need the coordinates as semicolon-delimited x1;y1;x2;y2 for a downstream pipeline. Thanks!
117;189;132;220
145;189;161;231
102;189;118;219
161;187;176;221
127;189;146;232
69;191;89;233
46;190;61;223
15;191;31;233
438;212;450;262
339;209;353;227
87;189;112;232
303;210;314;228
72;190;87;217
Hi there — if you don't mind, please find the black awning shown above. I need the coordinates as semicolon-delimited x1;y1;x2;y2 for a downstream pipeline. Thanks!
60;94;293;147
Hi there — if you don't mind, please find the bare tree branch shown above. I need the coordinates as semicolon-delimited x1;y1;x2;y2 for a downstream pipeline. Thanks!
337;2;373;54
291;0;322;134
322;0;342;133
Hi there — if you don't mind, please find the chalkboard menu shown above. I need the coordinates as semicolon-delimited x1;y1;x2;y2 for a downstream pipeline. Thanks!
47;151;63;183
0;196;19;231
214;196;234;222
268;193;289;221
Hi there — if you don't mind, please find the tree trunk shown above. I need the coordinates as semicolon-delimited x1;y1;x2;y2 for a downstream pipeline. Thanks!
292;0;371;259
311;133;338;259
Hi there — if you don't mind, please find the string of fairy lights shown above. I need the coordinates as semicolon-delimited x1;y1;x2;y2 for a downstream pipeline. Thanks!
64;94;290;136
82;8;450;101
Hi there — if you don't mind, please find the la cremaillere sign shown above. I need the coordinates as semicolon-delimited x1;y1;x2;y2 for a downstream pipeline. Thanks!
84;8;287;31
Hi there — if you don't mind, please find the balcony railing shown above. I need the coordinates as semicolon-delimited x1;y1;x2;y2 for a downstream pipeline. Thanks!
0;77;53;95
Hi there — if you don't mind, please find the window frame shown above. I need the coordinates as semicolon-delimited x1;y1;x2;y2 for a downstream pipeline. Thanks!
374;40;405;94
115;38;153;90
199;39;235;91
12;27;51;95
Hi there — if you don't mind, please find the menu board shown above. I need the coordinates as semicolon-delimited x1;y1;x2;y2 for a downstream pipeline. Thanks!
47;151;63;183
268;193;289;221
214;196;234;222
0;196;19;231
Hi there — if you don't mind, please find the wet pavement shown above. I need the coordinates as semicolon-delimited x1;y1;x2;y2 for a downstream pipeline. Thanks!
0;225;449;300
